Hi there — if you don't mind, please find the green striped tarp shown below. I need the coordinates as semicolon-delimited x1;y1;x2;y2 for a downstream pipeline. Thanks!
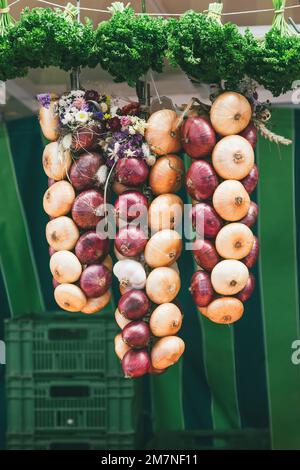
1;109;300;450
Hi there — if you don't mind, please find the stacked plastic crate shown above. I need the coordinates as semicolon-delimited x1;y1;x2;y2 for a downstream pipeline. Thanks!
5;313;136;450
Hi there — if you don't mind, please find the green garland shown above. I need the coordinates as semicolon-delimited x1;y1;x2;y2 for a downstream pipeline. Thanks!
93;6;167;86
166;8;248;90
0;2;300;95
245;0;300;96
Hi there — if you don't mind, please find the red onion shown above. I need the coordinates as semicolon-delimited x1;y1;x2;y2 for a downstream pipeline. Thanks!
48;178;55;187
239;201;259;228
75;231;109;265
190;271;214;307
186;161;218;201
115;226;148;257
241;164;259;195
70;152;104;191
240;122;258;149
181;116;216;159
236;273;255;302
52;277;60;288
192;239;220;272
115;158;149;187
115;190;148;223
49;246;56;257
71;125;99;152
191;203;223;239
72;189;104;229
122;349;151;378
80;264;112;298
122;321;150;349
242;236;259;269
118;289;150;320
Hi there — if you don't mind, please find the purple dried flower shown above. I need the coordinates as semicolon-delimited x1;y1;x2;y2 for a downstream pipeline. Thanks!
37;93;51;109
84;90;100;102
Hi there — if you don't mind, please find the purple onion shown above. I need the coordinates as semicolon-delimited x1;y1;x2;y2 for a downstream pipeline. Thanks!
241;164;259;195
80;264;112;298
236;273;255;302
192;239;220;272
70;152;104;191
186;160;219;201
75;231;109;265
115;190;148;223
72;189;104;229
191;203;223;239
239;201;259;228
115;226;148;257
122;349;151;378
122;321;151;349
190;271;214;307
115;158;149;187
242;236;259;269
240;122;258;149
118;290;150;320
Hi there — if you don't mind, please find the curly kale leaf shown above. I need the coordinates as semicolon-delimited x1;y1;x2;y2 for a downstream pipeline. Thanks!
93;8;167;87
167;11;248;89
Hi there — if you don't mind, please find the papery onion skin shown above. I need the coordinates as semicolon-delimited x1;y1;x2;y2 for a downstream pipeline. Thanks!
215;223;254;260
150;303;183;337
115;308;132;329
81;290;111;314
146;267;181;304
43;142;72;181
46;216;79;251
211;260;249;296
213;180;250;222
122;321;151;349
191;203;223;239
192;239;220;272
241;164;259;195
206;297;244;324
50;250;82;283
144;229;182;268
149;154;185;195
80;264;112;298
212;135;255;180
239;201;259;228
118;289;150;320
75;231;110;265
242;236;259;269
70;152;104;191
72;189;104;229
240;122;258;149
115;333;131;360
115;158;149;187
71;125;99;152
210;92;252;136
190;271;214;307
145;109;181;156
181;116;216;159
115;191;148;224
186;160;219;201
43;181;75;218
148;194;183;232
122;349;151;378
39;98;59;141
115;226;148;257
151;336;185;370
236;273;255;302
54;283;87;312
